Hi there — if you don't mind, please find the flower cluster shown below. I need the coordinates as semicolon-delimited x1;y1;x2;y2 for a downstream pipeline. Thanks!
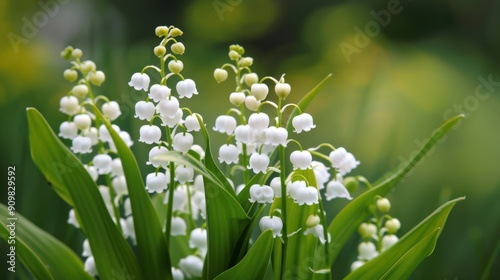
351;197;401;271
58;46;134;276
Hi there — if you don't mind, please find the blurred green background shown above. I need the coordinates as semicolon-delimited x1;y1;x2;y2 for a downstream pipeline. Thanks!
1;0;499;279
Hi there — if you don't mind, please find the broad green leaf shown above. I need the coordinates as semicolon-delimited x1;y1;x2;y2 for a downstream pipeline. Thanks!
214;230;274;280
26;108;142;279
327;114;464;266
345;197;465;279
0;204;92;279
92;105;171;280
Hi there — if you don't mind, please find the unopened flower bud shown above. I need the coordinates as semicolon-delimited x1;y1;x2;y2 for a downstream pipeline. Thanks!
238;57;253;67
358;223;377;239
229;44;245;55
72;84;89;98
244;73;258;86
169;27;183;37
213;68;228;83
64;69;78;82
244;95;260;111
228;50;240;61
251;83;269;101
171;42;185;55
376;198;391;213
89;70;105;86
306;215;320;228
71;48;83;59
168;60;184;74
229;92;245;106
275;82;291;99
155;26;169;37
80;60;96;74
343;177;359;194
60;46;74;60
385;218;401;234
154;46;166;57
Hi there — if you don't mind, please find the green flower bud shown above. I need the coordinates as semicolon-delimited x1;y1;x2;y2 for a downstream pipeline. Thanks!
64;69;78;82
80;60;96;74
71;48;83;59
213;68;228;83
376;198;391;213
169;27;183;37
168;60;184;74
306;215;320;228
154;46;166;57
72;84;89;98
171;42;185;55
244;73;258;86
155;26;169;37
60;46;74;60
228;50;240;61
275;82;291;99
238;57;253;68
343;177;359;194
385;218;401;234
358;223;377;239
229;44;245;55
89;70;105;86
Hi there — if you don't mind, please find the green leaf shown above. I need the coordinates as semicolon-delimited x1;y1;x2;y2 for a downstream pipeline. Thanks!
214;230;274;280
0;204;92;279
345;197;465;279
327;114;464;266
91;105;171;280
26;108;142;279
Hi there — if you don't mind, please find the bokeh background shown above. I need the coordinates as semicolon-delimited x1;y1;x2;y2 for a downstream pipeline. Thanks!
1;0;499;279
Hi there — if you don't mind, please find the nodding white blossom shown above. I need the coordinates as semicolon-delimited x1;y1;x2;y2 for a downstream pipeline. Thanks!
139;125;162;144
244;73;259;86
111;158;124;177
234;125;252;144
311;161;330;189
189;228;207;253
249;184;274;204
175;165;194;184
135;101;155;121
218;144;239;164
71;136;92;154
179;255;204;278
229;92;245;106
82;239;91;257
147;146;169;168
84;164;98;182
265;126;288;147
244;95;261;111
128;72;150;91
118;131;134;147
358;242;379;261
381;234;399;252
184;114;202;132
84;256;97;277
270;177;282;198
292;113;316;133
329;147;360;175
238;142;257;155
325;180;352;201
149;84;171;102
102;101;121;121
60;96;80;115
290;150;312;170
83;127;99;145
98;124;120;143
123;198;132;216
250;83;269;101
73;114;92;130
287;180;306;198
176;79;198;98
248;112;270;130
167;185;188;212
304;224;330;244
351;260;365;271
275;82;291;99
124;216;136;244
161;108;183;128
67;208;79;228
294;186;319;206
146;172;168;193
93;154;113;174
248;153;269;174
72;84;89;98
59;121;78;139
172;267;184;280
191;145;205;160
157;96;180;118
173;133;194;154
171;216;187;236
112;176;127;196
259;216;283;238
213;115;236;135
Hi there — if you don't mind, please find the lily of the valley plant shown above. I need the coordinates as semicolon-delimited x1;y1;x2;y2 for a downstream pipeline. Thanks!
0;25;465;279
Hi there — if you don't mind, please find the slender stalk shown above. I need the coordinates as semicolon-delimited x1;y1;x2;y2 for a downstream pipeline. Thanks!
277;97;288;278
164;126;176;247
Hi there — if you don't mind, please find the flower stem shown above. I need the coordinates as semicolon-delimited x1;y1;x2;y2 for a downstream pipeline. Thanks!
277;97;288;278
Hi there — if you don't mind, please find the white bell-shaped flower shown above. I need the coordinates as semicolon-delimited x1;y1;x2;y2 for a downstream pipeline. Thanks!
135;101;155;121
110;158;123;177
93;154;112;174
123;198;132;216
251;83;269;101
175;165;194;184
139;125;161;144
176;79;198;98
146;172;167;193
290;150;312;170
128;72;150;91
329;147;347;167
218;144;239;164
171;216;187;236
98;124;120;143
123;216;136;244
259;216;283;238
275;82;291;99
294;186;319;205
229;91;245;106
238;142;257;155
82;127;98;145
338;152;360;175
149;84;171;102
168;185;188;212
59;121;78;139
287;180;307;198
214;115;237;135
248;112;270;130
311;161;330;189
292;113;316;133
102;101;121;121
82;239;92;257
304;224;330;244
189;228;207;253
358;241;379;261
147;146;169;168
184;114;202;132
172;267;184;280
173;133;193;153
269;177;281;198
351;260;365;271
119;131;134;147
381;234;399;252
179;255;203;278
71;136;92;154
60;96;80;115
265;126;288;147
72;84;89;98
67;208;79;228
112;175;127;196
73;114;92;130
249;184;274;203
248;153;269;174
325;180;352;201
244;95;260;111
161;108;183;128
191;144;205;160
84;164;98;182
157;96;180;118
84;256;98;277
234;125;252;144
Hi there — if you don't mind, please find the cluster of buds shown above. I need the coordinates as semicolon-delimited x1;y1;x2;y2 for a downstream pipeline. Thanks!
212;45;360;244
351;197;401;271
128;25;206;279
59;46;134;276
